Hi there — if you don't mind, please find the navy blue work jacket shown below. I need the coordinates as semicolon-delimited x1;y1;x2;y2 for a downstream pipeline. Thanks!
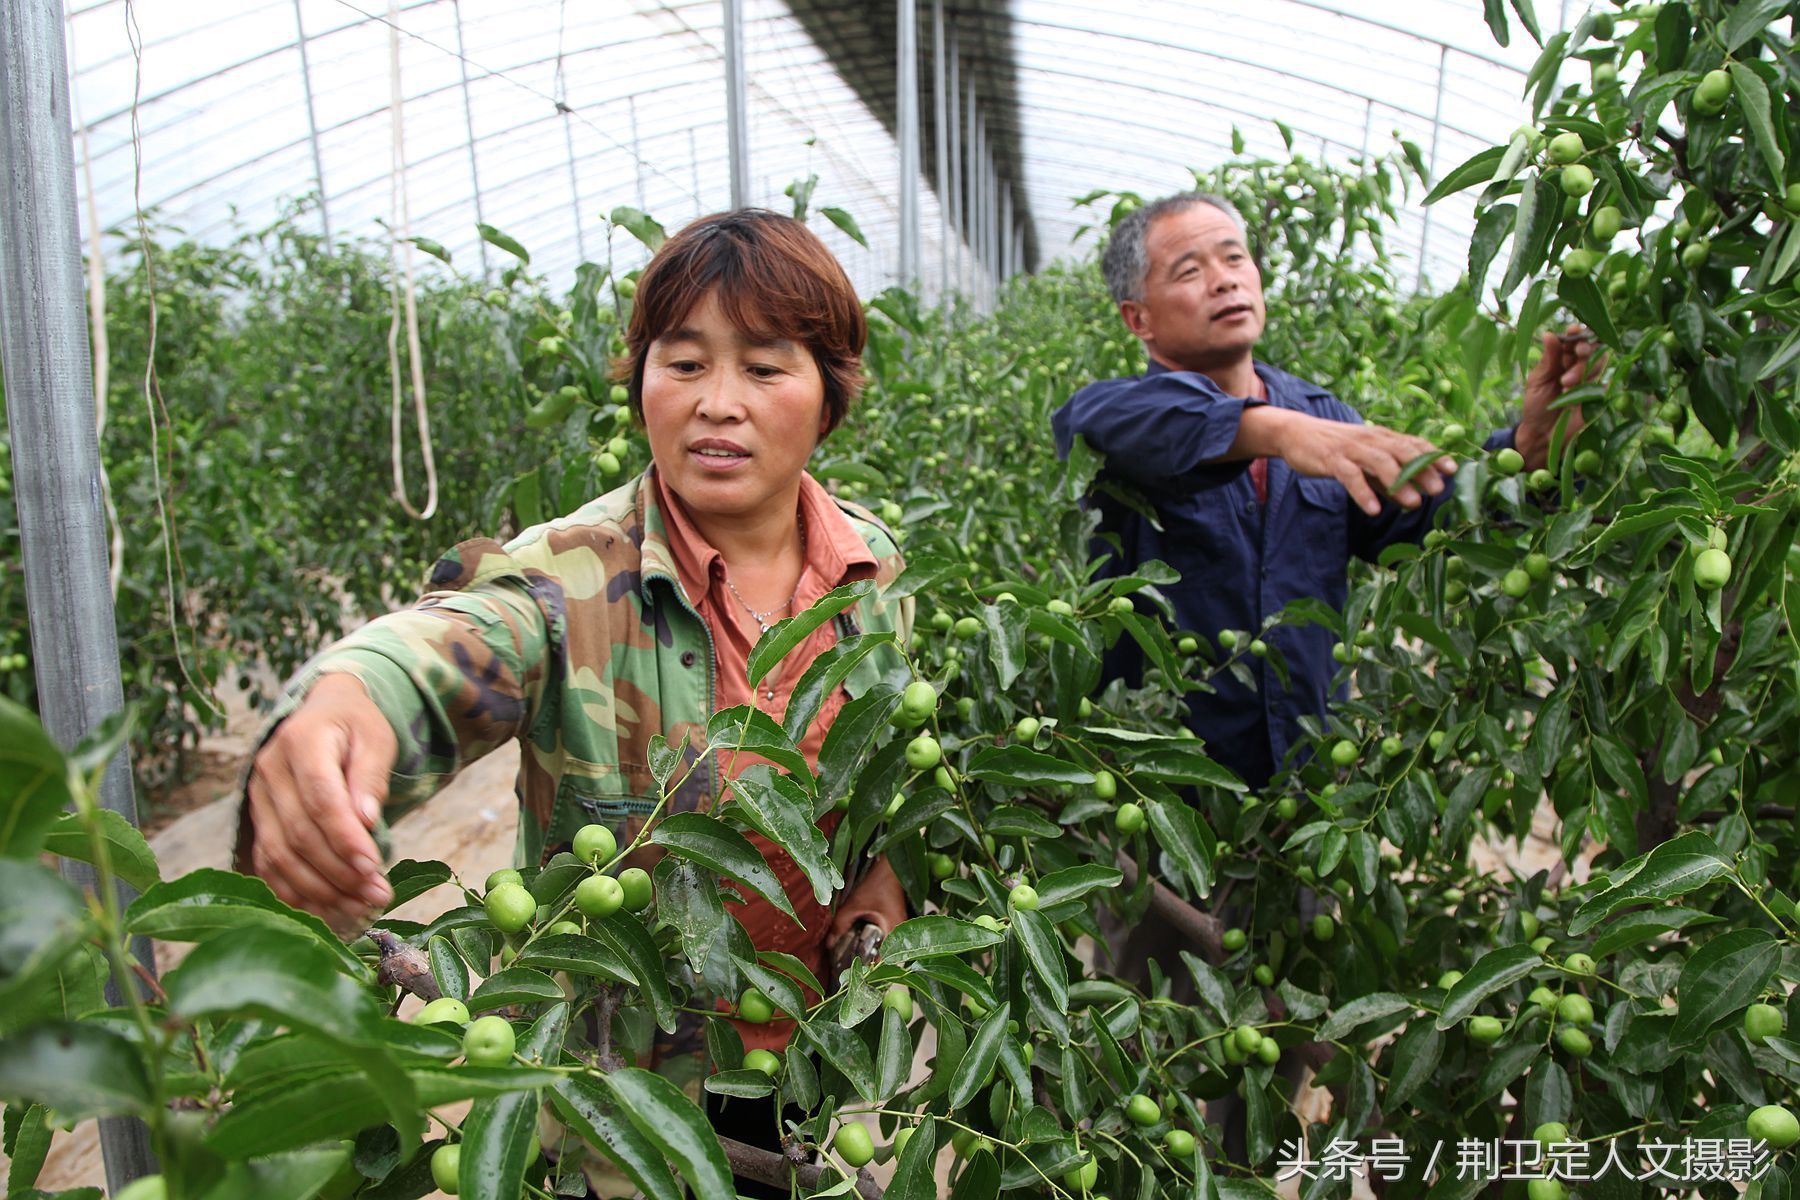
1051;358;1512;789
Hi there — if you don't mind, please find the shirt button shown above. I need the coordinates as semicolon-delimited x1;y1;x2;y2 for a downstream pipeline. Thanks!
680;651;697;667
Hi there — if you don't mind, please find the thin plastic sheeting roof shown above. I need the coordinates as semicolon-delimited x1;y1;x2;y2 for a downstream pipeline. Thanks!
65;0;1565;299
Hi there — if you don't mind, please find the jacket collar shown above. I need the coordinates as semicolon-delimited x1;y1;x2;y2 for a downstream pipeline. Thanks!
1143;356;1335;404
633;466;687;608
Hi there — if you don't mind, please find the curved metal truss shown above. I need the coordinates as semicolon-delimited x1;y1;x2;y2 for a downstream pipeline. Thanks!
66;0;1564;301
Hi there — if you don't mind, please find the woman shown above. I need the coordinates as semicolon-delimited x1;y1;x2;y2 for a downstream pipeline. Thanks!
240;209;911;1192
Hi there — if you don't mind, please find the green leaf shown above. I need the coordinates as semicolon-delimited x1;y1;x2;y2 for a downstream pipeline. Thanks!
1034;865;1124;909
1556;274;1618;348
39;809;160;894
513;932;633;984
1499;175;1557;298
468;967;563;1012
1728;62;1785;182
798;1019;879;1100
459;1005;567;1200
127;869;365;976
876;1003;912;1101
195;1145;351;1200
781;632;898;741
405;235;452;265
654;860;727;974
1483;0;1511;46
1385;1022;1443;1109
164;925;382;1042
1469;203;1516;291
651;812;795;920
706;705;810;781
590;912;677;1033
820;207;868;248
0;696;73;860
0;860;89;1008
1571;831;1732;935
702;1068;775;1099
983;602;1030;689
1671;929;1781;1046
963;745;1094;788
887;1114;937;1200
1012;909;1070;1013
0;1023;151;1122
1147;799;1214;898
550;1074;683;1200
948;1002;1012;1111
601;1068;735;1199
1722;0;1789;52
608;206;667;252
385;859;453;910
1424;146;1508;205
728;765;842;907
6;1103;50;1195
1591;906;1721;957
1128;742;1246;791
748;581;873;687
1436;944;1542;1029
1320;993;1415;1041
881;915;1003;963
1508;0;1542;45
476;223;531;264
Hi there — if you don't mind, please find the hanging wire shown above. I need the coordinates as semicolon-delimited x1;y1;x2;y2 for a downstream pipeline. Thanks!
385;0;438;521
329;0;702;208
123;0;219;718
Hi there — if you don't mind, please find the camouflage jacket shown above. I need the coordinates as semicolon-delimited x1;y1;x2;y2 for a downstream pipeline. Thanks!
235;466;912;873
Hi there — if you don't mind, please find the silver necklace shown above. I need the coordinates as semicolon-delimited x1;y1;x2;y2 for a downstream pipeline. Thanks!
722;516;807;636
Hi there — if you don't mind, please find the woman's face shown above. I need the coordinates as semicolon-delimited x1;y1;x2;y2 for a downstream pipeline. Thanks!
641;291;828;526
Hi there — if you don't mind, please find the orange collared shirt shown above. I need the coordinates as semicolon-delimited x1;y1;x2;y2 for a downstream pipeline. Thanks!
655;469;876;1051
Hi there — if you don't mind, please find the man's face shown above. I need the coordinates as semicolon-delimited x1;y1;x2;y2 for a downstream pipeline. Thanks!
1120;204;1265;373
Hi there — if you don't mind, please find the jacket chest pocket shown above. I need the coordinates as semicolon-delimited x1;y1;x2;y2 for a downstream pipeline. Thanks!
1286;477;1351;589
545;767;659;860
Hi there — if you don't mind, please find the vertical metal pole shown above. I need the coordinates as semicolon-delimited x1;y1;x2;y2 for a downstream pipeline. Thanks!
931;0;947;302
562;112;586;263
1359;96;1374;168
972;112;986;309
723;0;750;208
965;75;977;301
451;0;488;277
292;0;333;243
1416;43;1450;291
627;93;646;211
1000;187;1013;284
689;126;702;211
947;36;962;304
983;133;997;309
0;1;158;1191
896;0;920;288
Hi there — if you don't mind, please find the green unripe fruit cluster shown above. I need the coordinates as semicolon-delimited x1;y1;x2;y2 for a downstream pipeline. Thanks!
1560;165;1595;198
462;1015;516;1067
1749;1105;1800;1149
1548;132;1585;164
483;882;535;934
572;823;617;865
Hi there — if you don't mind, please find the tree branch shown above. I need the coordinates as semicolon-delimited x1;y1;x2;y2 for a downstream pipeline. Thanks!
718;1135;882;1200
1116;855;1334;1071
369;928;440;1002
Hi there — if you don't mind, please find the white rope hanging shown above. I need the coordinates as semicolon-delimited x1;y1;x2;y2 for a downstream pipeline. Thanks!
385;0;438;520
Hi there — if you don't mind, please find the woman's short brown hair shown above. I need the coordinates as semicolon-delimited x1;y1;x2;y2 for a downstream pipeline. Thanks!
616;209;866;434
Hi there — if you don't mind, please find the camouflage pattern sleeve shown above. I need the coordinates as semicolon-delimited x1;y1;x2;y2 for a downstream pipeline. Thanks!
253;536;559;820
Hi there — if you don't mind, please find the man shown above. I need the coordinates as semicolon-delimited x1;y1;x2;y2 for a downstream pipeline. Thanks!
1053;192;1595;790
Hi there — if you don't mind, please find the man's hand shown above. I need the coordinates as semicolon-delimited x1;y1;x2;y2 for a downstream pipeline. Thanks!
1515;326;1600;470
1233;406;1456;516
247;672;396;932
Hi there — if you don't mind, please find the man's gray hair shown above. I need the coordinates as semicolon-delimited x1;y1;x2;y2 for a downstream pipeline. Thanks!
1100;192;1249;305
